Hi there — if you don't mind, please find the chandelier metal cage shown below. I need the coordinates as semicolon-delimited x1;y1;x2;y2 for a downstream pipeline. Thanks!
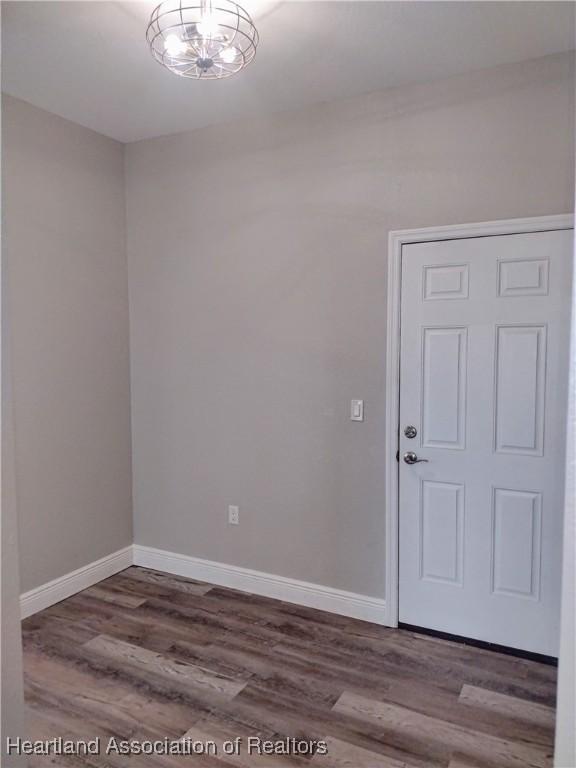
146;0;259;79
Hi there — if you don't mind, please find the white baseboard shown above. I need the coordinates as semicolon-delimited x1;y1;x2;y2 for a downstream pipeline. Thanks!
20;545;133;619
133;544;389;625
20;543;389;626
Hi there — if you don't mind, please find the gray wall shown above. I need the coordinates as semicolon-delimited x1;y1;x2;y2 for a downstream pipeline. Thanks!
2;94;132;593
126;52;574;600
1;329;26;767
1;108;26;765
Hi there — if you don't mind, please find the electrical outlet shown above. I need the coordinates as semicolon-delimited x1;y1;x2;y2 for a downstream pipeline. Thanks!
228;505;239;525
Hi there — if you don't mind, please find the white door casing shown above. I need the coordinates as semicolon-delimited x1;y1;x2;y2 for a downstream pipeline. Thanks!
396;228;572;656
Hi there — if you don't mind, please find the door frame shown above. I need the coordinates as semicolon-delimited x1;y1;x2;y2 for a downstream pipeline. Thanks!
384;214;574;628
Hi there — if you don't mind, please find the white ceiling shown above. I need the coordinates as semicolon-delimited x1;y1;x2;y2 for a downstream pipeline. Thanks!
2;1;574;143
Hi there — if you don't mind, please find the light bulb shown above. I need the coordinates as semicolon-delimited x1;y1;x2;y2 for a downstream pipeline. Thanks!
219;47;238;63
197;14;220;38
164;34;186;56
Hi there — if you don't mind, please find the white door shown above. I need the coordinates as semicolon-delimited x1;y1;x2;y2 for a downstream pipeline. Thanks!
398;229;573;657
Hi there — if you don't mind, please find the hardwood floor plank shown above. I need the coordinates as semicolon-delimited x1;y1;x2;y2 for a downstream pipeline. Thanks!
25;709;110;768
26;702;194;768
35;593;145;635
24;648;202;740
448;758;485;768
23;612;100;647
82;585;148;609
97;612;216;651
458;684;555;732
84;634;247;699
311;736;408;767
102;573;212;607
334;691;553;768
106;629;252;682
127;597;279;644
232;683;445;768
182;720;310;767
25;629;217;718
119;567;214;596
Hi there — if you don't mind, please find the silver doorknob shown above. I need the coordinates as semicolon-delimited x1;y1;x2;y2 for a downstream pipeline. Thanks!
403;451;429;465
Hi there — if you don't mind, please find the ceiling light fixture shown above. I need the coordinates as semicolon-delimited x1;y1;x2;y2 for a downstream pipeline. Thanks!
146;0;259;80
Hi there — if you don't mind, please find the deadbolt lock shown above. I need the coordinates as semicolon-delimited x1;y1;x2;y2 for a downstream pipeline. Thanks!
404;425;417;439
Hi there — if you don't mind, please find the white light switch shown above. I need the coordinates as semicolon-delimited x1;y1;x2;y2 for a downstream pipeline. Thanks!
351;399;364;421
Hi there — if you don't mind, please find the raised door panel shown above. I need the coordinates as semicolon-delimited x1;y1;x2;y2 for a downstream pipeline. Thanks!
497;259;549;297
494;325;546;456
491;488;542;600
419;480;464;586
421;327;467;449
423;264;469;300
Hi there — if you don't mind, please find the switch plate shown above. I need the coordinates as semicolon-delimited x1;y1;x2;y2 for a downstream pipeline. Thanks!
351;399;364;421
228;505;239;525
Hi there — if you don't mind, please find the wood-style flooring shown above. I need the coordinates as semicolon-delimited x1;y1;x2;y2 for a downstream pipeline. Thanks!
22;567;557;767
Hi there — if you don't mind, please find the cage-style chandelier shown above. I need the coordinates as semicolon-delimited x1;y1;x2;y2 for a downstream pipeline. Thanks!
147;0;259;79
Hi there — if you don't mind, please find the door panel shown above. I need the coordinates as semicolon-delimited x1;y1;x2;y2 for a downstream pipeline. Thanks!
398;229;572;656
494;324;546;455
422;327;467;449
491;487;541;600
420;480;464;585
